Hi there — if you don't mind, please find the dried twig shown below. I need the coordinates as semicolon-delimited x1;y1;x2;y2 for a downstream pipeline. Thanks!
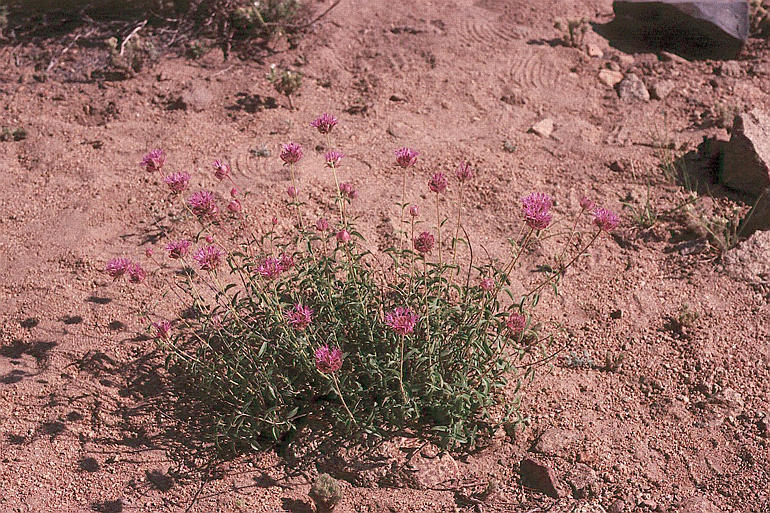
47;29;95;72
120;19;148;56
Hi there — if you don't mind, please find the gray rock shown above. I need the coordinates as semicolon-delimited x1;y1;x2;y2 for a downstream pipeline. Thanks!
649;79;675;100
529;118;554;138
519;457;567;498
532;428;581;457
599;69;624;87
679;495;720;513
723;230;770;292
613;0;749;58
616;74;650;101
721;109;770;196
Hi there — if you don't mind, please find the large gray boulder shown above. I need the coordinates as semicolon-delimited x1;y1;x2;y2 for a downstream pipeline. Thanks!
613;0;749;58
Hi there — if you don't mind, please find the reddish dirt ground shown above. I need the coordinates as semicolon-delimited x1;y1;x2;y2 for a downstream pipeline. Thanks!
1;1;769;512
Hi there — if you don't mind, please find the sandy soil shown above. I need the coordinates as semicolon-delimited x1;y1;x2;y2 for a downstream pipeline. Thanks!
0;1;768;512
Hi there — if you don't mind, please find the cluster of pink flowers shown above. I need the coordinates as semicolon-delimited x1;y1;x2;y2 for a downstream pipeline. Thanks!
593;207;620;232
409;205;419;217
165;239;191;259
315;345;343;373
428;172;448;194
280;142;303;164
286;303;314;330
339;182;357;199
105;257;146;283
212;160;231;181
153;320;172;340
385;307;418;336
395;147;418;168
456;161;473;182
256;254;294;279
325;150;344;167
413;231;435;254
286;186;298;199
506;312;527;334
140;149;166;172
164;172;190;194
311;113;338;134
193;245;225;271
336;229;351;243
521;192;553;230
579;196;595;211
188;190;219;219
480;277;494;291
316;217;330;232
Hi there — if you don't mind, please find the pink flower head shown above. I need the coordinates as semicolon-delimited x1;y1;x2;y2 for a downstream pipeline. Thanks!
140;149;166;172
521;192;553;230
153;320;171;340
310;113;338;134
579;196;594;211
127;262;146;283
280;142;303;165
165;239;191;259
593;207;620;231
506;312;526;334
480;277;494;291
409;205;419;217
339;182;357;199
428;172;448;194
336;230;351;243
205;235;214;244
105;257;131;279
257;257;283;279
325;150;344;168
271;216;279;226
227;199;242;213
212;159;231;181
316;217;330;232
188;190;219;219
287;186;298;199
230;187;239;198
279;253;295;271
145;248;154;258
164;172;190;194
314;345;343;374
385;307;418;336
414;231;435;254
395;147;418;168
456;161;473;182
286;303;313;330
193;245;225;271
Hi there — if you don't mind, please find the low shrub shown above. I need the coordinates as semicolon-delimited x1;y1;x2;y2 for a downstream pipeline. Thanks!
108;115;619;450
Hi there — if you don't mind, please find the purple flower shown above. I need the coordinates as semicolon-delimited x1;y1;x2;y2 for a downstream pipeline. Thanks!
409;205;419;217
127;262;146;283
325;150;344;167
280;142;303;164
213;159;230;181
413;231;435;254
230;187;239;198
287;186;298;199
579;196;594;211
480;277;494;291
145;248;154;258
153;320;171;340
395;147;418;168
339;182;357;199
385;307;418;336
456;161;473;182
506;312;526;334
336;230;351;243
310;113;338;134
315;345;343;373
521;192;553;230
165;239;191;259
227;199;242;213
279;253;295;271
316;217;329;232
164;172;190;194
105;257;131;279
286;303;313;330
257;257;283;279
193;245;225;271
593;207;620;231
428;172;448;194
140;149;166;173
188;190;218;218
205;235;214;244
271;216;278;226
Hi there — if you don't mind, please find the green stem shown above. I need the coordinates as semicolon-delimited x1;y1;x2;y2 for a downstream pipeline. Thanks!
331;373;356;424
399;333;407;402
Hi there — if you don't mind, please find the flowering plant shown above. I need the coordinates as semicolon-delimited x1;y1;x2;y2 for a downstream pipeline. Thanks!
111;114;618;450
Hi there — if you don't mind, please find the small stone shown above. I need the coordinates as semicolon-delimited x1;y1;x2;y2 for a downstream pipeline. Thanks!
717;61;742;78
607;61;621;71
566;463;601;499
529;118;554;138
617;54;635;67
660;51;688;63
599;69;624;87
679;495;720;513
723;230;770;292
608;499;626;513
519;457;567;498
532;428;581;456
616;74;650;102
649;80;675;100
587;44;604;57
